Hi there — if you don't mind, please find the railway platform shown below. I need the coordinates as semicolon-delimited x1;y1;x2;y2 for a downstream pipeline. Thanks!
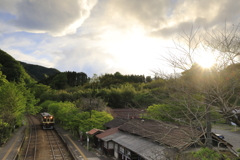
0;126;25;160
54;124;111;160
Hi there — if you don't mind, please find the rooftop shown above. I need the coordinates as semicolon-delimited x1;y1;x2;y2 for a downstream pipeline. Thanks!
118;118;202;150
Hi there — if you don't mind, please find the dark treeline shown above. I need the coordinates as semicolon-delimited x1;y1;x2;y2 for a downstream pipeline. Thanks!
39;71;88;89
39;71;153;90
98;72;152;88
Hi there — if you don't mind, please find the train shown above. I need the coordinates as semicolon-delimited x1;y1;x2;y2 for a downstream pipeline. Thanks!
40;112;54;129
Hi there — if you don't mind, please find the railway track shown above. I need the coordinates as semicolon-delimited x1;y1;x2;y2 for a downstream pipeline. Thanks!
18;115;73;160
46;129;67;160
23;115;37;160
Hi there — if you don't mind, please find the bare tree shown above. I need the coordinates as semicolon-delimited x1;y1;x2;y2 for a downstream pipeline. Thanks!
153;23;240;149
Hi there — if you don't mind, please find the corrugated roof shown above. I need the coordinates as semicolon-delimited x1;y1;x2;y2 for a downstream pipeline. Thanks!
96;127;119;139
118;118;202;150
112;132;169;160
101;132;123;142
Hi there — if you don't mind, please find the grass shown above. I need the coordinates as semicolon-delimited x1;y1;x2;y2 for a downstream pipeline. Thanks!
212;123;240;132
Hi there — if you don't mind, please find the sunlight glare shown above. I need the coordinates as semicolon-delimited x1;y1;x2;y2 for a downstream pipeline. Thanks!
101;27;164;74
197;53;215;68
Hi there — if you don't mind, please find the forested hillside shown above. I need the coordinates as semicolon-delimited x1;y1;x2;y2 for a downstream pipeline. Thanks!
0;49;34;83
0;49;40;145
20;61;60;81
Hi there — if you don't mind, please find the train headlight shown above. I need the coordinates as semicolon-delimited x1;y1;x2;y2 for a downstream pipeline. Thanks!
50;116;52;119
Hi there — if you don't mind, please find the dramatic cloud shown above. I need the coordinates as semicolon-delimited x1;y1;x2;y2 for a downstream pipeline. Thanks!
1;0;240;77
1;0;97;36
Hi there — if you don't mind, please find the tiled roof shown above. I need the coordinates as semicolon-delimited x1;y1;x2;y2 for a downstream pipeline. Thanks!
118;118;202;150
104;117;128;128
87;128;104;135
96;127;119;139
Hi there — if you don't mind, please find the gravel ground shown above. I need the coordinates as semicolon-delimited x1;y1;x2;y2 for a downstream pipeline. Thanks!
212;123;240;152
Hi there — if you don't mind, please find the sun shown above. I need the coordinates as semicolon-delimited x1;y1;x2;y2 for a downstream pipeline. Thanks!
196;53;215;68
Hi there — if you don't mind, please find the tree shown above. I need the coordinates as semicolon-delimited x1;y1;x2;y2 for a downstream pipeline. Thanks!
74;87;108;118
45;100;113;137
155;23;240;149
78;110;113;133
20;84;40;115
0;71;8;85
0;83;26;125
146;76;152;82
29;83;51;100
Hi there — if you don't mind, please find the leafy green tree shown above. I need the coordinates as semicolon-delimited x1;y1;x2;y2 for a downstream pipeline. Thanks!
39;89;59;102
0;49;34;84
49;72;68;89
106;87;122;108
120;84;136;107
0;71;8;85
78;110;113;133
146;104;176;122
146;76;152;82
29;83;51;99
0;82;26;126
46;100;112;137
39;100;56;112
133;91;159;108
0;119;10;144
22;85;40;115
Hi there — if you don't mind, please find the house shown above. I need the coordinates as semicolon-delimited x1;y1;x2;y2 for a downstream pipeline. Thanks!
99;130;177;160
86;128;104;147
88;118;238;160
96;127;119;156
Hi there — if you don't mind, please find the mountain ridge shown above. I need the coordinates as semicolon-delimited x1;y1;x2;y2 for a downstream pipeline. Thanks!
19;61;60;81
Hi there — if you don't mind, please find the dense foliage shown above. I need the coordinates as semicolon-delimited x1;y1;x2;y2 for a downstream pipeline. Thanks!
0;71;39;144
20;61;60;81
42;101;113;136
39;71;88;89
0;49;34;83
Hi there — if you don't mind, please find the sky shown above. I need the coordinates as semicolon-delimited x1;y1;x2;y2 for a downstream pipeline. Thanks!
0;0;240;78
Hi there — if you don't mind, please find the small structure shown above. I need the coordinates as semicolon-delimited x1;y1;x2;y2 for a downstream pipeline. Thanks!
96;127;119;155
88;118;237;160
86;128;104;149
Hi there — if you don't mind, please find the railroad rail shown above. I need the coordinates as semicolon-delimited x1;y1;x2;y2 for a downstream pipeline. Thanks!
23;115;37;160
18;115;73;160
46;129;67;160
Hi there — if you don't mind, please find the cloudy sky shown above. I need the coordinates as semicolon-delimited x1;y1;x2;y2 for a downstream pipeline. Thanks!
0;0;240;77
